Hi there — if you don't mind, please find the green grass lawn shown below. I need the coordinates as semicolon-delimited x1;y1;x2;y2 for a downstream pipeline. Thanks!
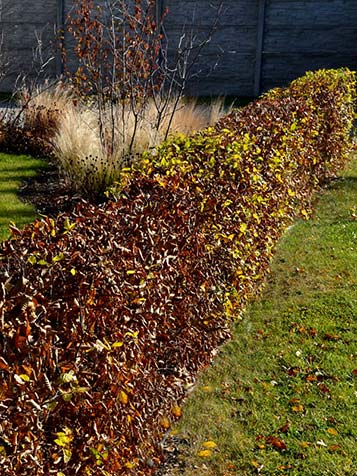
0;152;46;240
164;155;357;476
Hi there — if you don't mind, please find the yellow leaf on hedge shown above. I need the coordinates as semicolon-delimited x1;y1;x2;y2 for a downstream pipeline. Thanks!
55;427;73;444
19;374;30;382
124;462;134;469
197;449;212;457
63;448;72;463
160;417;170;429
203;441;217;449
171;405;182;418
239;223;247;234
112;341;124;348
253;213;261;223
27;255;37;265
119;390;128;405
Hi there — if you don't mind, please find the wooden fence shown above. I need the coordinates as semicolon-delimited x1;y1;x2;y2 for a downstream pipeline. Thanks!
1;0;357;96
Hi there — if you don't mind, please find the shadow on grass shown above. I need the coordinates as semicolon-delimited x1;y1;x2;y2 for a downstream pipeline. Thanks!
0;209;38;219
327;175;357;191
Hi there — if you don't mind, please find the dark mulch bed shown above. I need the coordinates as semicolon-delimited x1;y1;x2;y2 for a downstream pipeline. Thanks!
18;160;85;217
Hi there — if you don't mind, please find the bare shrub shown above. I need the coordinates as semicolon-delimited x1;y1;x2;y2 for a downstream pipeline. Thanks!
18;82;74;135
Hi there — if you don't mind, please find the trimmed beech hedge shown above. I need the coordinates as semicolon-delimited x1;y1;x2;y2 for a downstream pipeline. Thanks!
0;69;355;476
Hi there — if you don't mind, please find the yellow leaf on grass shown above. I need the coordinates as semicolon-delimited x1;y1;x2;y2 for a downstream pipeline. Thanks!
197;449;212;457
202;441;217;449
292;404;304;413
202;385;213;392
326;428;338;436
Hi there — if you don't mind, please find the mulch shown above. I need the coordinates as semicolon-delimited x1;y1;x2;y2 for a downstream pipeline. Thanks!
18;160;85;217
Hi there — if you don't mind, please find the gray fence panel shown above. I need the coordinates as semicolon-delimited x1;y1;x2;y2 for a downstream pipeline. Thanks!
261;0;357;91
162;0;260;96
0;0;357;95
0;0;58;91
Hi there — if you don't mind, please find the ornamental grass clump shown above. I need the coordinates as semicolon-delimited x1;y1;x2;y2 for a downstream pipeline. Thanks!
0;68;355;476
52;97;229;198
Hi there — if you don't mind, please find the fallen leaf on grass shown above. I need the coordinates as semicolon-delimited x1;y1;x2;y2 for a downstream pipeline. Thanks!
202;385;213;392
324;333;341;341
286;367;301;377
306;374;318;382
326;428;338;436
265;436;287;451
329;444;342;453
279;420;291;433
308;327;318;337
292;404;304;413
202;441;217;449
252;461;265;473
197;449;212;457
318;383;331;394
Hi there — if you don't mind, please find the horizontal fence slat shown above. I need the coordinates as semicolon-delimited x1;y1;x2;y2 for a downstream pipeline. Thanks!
1;0;357;96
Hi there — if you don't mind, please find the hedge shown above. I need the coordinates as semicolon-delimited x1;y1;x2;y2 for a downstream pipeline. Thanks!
0;68;355;476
